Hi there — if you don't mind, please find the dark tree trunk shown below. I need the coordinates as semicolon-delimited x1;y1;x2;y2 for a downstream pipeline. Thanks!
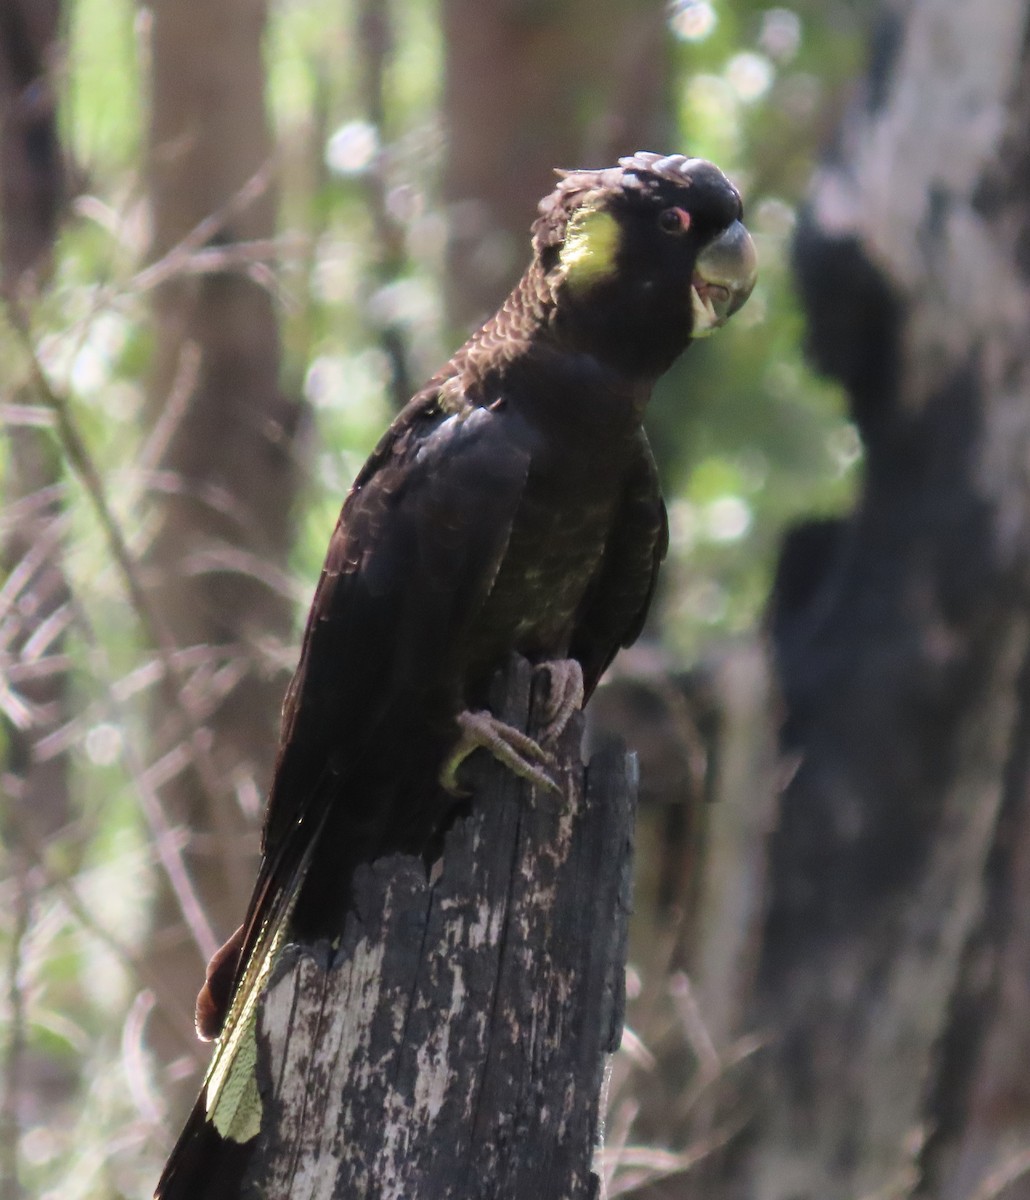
707;2;1030;1196
0;0;62;292
0;7;67;1196
441;0;671;331
142;0;306;1118
0;0;66;839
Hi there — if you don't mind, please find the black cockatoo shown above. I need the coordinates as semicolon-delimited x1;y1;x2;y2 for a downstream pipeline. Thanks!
156;151;756;1198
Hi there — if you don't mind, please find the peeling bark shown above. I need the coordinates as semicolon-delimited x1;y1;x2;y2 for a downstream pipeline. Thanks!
240;658;636;1199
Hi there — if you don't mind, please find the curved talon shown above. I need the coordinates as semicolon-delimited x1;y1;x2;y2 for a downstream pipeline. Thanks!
441;708;559;795
538;658;585;743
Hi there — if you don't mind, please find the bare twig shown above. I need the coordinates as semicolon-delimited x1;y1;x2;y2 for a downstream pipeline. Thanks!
971;1152;1030;1200
602;1117;744;1197
181;542;304;605
130;163;276;294
135;340;202;474
668;970;723;1084
122;990;169;1126
0;404;55;428
0;512;223;965
602;1098;640;1191
29;642;265;764
0;481;65;536
2;299;242;961
1;796;201;1059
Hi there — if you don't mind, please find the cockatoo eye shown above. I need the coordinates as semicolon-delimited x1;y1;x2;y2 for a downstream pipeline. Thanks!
658;206;691;234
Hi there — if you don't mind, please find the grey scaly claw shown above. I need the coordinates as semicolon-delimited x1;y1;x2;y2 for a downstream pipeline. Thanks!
537;658;585;743
441;708;560;795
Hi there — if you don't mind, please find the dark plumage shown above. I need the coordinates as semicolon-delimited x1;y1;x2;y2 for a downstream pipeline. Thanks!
156;151;755;1199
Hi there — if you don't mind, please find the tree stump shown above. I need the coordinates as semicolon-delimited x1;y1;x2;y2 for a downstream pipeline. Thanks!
235;657;636;1198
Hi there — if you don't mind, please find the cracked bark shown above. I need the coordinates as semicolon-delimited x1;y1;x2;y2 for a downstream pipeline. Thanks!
237;658;636;1199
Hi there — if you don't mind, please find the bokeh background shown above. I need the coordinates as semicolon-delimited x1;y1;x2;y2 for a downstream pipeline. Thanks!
4;0;1030;1196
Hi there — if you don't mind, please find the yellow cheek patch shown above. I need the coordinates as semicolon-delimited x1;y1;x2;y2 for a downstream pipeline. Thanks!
559;207;620;291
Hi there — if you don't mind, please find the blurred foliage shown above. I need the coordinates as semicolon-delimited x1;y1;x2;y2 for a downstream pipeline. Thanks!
652;0;865;655
0;0;868;1195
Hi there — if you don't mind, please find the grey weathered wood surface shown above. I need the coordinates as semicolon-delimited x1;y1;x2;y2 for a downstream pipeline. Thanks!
242;657;637;1199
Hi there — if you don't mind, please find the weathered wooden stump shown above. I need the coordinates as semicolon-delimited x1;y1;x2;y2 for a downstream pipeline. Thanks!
236;657;636;1198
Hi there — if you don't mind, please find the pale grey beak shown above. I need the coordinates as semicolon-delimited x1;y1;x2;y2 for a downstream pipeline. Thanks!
691;219;758;337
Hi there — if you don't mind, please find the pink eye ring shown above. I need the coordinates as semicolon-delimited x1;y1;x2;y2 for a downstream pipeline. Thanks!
658;206;691;234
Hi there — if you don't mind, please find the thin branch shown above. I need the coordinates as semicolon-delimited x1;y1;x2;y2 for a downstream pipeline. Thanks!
603;1125;737;1197
0;480;66;536
29;641;265;764
181;542;305;605
129;162;276;294
0;503;64;623
2;297;242;961
135;340;201;474
0;404;55;428
1;797;202;1059
0;519;223;964
6;298;186;655
122;990;170;1126
971;1153;1030;1200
